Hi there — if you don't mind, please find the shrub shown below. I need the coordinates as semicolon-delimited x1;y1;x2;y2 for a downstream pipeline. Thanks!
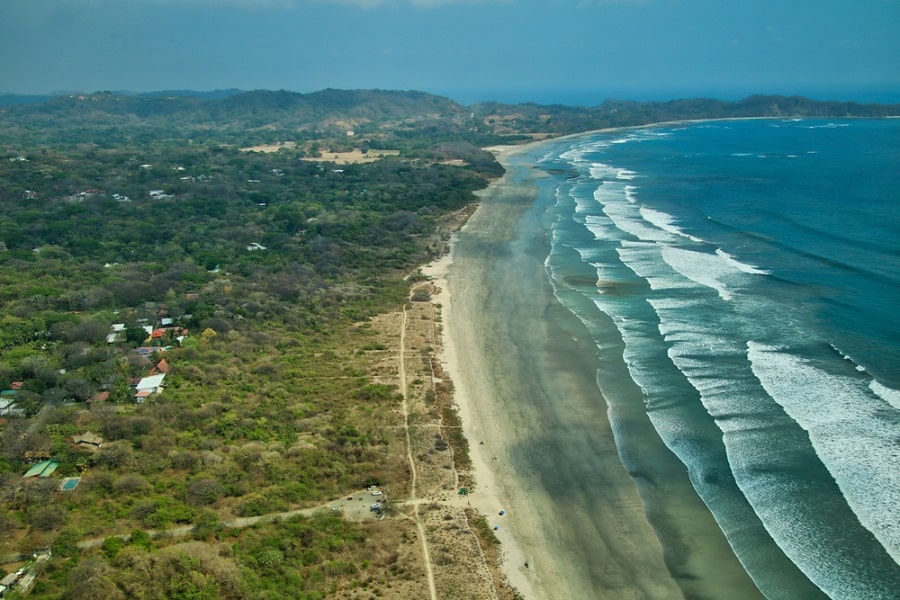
185;477;224;506
31;506;67;531
101;535;126;559
51;527;81;558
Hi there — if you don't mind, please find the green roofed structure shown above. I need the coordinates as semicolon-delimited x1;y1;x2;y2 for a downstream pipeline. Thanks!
24;460;59;478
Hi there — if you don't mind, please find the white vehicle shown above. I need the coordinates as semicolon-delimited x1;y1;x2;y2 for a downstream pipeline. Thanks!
371;490;383;496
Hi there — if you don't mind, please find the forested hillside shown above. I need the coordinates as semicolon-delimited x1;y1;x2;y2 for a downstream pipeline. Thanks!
471;94;900;134
3;89;896;147
0;89;504;599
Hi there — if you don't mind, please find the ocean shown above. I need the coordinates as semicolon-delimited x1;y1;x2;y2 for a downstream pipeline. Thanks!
519;118;900;598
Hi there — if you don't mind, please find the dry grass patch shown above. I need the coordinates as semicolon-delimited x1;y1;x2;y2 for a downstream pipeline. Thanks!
304;149;401;164
240;141;298;153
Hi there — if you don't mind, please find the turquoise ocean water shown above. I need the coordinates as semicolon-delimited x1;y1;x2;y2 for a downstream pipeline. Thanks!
528;118;900;598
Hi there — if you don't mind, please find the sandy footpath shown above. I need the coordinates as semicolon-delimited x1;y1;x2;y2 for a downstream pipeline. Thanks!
423;143;684;599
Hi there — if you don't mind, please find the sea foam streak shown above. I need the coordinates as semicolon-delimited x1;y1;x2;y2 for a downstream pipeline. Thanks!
870;380;900;410
660;246;744;300
639;207;703;242
748;342;900;562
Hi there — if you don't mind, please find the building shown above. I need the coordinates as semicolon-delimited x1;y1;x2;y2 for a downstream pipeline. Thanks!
72;432;103;450
23;460;59;478
135;373;166;394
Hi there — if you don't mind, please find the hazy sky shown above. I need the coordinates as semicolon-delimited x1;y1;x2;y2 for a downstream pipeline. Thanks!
2;0;899;104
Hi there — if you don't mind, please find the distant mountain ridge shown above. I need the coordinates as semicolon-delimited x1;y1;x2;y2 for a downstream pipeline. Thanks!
0;88;897;147
0;88;465;120
0;88;245;108
471;93;900;132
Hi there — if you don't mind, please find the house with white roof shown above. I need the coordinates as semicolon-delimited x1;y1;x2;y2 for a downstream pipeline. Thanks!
136;373;166;395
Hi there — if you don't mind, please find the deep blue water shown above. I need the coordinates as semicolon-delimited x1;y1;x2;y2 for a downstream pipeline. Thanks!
533;118;900;599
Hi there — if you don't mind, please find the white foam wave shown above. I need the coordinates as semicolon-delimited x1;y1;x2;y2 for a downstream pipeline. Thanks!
645;297;777;430
830;343;868;373
561;137;624;164
559;147;593;164
660;246;739;300
715;248;771;275
596;303;670;401
643;129;674;137
624;185;638;203
573;194;602;215
639;207;704;243
616;242;693;294
583;216;624;241
806;122;851;129
608;132;652;145
588;162;618;180
596;189;677;244
747;342;900;562
559;152;580;164
587;163;638;182
870;380;900;410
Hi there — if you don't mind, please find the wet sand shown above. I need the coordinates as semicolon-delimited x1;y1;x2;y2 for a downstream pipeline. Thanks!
428;143;767;599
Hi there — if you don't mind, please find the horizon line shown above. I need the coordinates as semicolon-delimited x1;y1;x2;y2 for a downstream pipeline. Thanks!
2;85;900;108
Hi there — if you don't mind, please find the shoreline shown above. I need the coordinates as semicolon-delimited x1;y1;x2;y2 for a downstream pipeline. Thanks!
424;141;679;599
423;231;541;600
483;114;863;156
424;252;540;599
426;138;768;599
422;143;545;597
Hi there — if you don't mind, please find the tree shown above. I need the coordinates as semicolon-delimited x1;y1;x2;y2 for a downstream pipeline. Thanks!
65;558;126;600
101;535;126;559
63;375;95;402
125;325;148;345
12;390;42;417
185;478;224;506
192;509;223;540
93;441;134;469
66;318;109;344
51;527;81;558
30;506;67;531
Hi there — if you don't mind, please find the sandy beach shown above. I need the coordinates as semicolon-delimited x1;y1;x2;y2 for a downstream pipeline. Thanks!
426;142;766;599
